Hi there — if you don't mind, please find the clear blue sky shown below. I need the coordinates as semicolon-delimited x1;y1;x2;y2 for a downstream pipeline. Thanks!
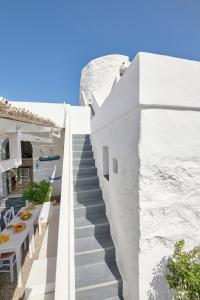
0;0;200;105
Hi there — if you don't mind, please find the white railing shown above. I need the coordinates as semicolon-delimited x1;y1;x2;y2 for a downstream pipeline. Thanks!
55;104;75;300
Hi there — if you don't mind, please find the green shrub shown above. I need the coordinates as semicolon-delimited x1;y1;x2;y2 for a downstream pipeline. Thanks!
165;240;200;300
22;180;52;204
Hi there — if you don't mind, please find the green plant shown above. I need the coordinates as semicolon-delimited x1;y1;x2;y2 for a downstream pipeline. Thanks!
22;180;52;204
165;240;200;300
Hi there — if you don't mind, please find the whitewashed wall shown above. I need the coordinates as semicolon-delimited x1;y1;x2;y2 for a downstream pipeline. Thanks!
10;101;65;128
138;53;200;299
90;52;200;300
139;52;200;107
139;109;200;299
91;55;140;300
70;106;91;134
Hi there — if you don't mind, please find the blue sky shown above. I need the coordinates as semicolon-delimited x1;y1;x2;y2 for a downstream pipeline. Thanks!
0;0;200;105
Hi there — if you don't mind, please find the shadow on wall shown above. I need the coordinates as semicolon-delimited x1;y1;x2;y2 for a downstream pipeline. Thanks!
147;257;174;300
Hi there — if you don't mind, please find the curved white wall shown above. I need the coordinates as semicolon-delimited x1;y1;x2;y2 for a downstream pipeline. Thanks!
80;54;130;106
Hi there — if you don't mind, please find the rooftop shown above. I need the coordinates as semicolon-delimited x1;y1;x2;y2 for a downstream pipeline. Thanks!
0;98;56;128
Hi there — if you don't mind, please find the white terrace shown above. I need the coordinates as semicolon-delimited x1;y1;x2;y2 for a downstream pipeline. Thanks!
1;52;200;300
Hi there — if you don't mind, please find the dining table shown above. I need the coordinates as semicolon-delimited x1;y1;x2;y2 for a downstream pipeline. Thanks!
0;204;42;287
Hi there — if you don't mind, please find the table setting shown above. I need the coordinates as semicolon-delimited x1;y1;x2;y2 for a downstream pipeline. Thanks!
0;203;42;287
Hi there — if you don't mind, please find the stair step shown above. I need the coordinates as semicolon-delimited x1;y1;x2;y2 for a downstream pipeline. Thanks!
73;144;92;151
74;197;104;208
106;297;123;300
74;199;105;218
73;151;93;159
74;184;100;192
74;186;102;201
74;176;99;188
73;139;91;145
75;214;110;238
75;235;115;266
73;166;97;177
73;158;95;167
73;133;123;299
75;262;122;300
73;134;90;139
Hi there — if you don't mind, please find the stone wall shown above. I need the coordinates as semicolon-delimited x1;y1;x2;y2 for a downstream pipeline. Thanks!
32;131;64;197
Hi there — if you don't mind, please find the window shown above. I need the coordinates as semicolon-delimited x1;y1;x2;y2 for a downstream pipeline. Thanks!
103;146;109;181
113;158;118;174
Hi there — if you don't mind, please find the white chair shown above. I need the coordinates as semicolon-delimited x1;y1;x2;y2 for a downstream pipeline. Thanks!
3;206;15;227
0;226;16;282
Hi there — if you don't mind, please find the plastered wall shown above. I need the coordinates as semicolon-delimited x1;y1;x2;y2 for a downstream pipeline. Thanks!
91;55;140;300
90;52;200;299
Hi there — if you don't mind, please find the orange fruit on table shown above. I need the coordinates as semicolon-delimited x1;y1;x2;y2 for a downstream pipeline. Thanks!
20;211;32;220
12;223;26;233
0;234;10;243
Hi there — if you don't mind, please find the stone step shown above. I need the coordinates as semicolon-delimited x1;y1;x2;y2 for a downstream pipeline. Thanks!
74;198;105;218
74;175;99;188
72;134;90;139
74;197;104;208
75;214;110;238
73;166;97;177
75;262;122;300
74;184;100;192
74;186;102;201
73;158;95;167
106;297;124;300
73;150;93;159
73;144;92;151
75;235;115;267
73;139;91;145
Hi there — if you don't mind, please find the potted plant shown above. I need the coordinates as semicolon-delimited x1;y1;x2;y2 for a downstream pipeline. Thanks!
165;240;200;299
23;180;52;223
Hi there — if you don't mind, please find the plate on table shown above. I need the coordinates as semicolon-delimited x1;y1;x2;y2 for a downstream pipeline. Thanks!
26;204;36;210
20;211;32;221
6;224;14;230
0;234;10;243
12;223;26;233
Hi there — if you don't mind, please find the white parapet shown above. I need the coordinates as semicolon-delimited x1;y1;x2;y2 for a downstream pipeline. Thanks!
80;54;130;107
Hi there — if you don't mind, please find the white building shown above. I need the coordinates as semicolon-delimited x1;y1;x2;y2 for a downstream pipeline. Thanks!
1;52;200;300
0;101;65;200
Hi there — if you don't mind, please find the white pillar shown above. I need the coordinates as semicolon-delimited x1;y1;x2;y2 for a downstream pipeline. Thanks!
9;132;22;161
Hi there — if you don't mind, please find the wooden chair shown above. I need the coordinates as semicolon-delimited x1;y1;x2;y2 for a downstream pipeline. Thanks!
0;225;16;282
3;206;15;227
